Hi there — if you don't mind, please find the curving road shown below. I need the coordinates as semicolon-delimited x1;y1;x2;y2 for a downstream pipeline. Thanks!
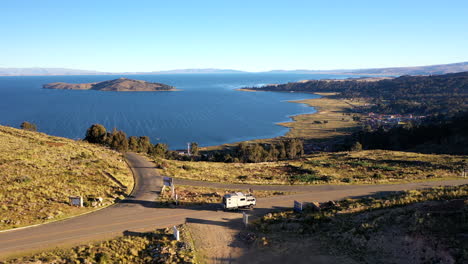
0;153;466;259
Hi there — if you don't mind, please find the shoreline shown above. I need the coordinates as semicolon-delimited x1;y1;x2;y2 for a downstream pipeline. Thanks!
204;91;365;151
277;92;365;140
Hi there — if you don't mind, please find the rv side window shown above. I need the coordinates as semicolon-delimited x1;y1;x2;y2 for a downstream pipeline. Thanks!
240;198;246;201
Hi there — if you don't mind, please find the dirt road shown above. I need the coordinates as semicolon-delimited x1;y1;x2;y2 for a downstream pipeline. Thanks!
0;153;466;261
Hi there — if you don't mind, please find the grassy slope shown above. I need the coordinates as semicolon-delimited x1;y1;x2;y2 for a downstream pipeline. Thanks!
4;228;195;264
252;185;468;263
158;150;466;185
0;125;133;230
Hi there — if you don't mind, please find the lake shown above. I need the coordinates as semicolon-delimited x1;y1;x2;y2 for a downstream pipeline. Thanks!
0;74;353;149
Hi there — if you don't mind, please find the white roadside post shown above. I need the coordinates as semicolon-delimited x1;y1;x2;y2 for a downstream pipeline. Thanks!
171;178;175;199
173;226;180;241
242;212;249;227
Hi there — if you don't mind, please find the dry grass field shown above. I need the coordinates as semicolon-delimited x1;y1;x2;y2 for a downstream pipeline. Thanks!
250;185;468;263
4;227;195;264
157;150;466;185
0;125;133;230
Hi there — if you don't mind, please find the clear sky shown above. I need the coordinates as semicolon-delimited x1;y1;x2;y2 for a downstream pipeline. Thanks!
1;0;468;72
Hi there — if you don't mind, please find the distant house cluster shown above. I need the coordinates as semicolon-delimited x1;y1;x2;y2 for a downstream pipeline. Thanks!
363;113;426;129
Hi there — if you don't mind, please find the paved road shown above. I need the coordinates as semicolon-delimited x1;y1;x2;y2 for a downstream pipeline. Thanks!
0;153;466;259
174;177;468;192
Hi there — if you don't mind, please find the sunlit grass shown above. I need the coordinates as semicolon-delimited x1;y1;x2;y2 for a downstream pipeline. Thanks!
5;227;195;264
157;150;466;185
0;125;133;230
279;95;366;140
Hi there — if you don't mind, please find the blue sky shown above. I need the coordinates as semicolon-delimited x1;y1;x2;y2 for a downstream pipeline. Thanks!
1;0;468;72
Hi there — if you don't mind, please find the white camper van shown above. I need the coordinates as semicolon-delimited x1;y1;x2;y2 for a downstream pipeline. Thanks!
222;192;256;210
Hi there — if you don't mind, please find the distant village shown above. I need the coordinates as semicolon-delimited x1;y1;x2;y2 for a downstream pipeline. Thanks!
362;113;426;130
303;110;428;153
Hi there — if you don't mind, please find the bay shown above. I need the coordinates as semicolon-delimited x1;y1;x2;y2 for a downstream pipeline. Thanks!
0;73;352;149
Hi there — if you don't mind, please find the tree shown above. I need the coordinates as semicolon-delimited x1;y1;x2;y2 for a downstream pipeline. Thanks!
128;136;139;152
110;130;128;152
190;142;199;156
267;145;280;161
236;142;249;162
350;141;363;151
149;143;168;158
85;124;107;144
138;136;151;153
277;141;287;160
285;139;304;159
20;121;37;132
249;144;267;163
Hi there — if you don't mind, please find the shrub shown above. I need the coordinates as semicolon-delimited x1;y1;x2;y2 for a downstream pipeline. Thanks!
291;174;320;183
371;164;397;171
350;142;363;151
372;173;384;179
85;124;107;144
109;130;128;152
341;177;353;183
20;121;37;132
320;175;335;182
237;175;248;181
14;175;32;183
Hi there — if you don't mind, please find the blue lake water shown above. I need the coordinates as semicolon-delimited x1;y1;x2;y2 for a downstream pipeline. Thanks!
0;74;353;149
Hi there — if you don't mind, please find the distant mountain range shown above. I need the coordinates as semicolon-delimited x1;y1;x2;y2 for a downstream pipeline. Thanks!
1;62;467;76
0;67;105;76
265;62;468;75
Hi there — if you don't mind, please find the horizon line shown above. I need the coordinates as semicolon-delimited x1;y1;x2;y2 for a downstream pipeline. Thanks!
0;61;467;76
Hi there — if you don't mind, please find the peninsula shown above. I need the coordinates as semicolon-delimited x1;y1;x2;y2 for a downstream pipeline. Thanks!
43;78;175;92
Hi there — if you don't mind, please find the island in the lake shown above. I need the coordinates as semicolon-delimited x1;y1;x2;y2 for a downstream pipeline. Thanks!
43;78;176;92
